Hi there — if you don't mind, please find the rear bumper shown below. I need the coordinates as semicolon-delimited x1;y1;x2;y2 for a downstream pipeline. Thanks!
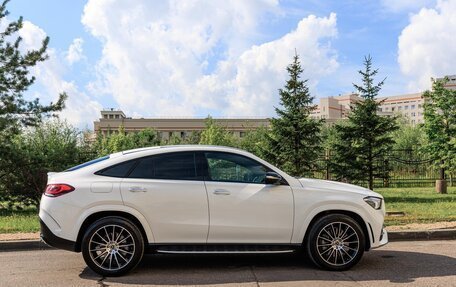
40;220;78;252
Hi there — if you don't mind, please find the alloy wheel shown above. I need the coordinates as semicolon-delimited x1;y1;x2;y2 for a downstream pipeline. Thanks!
316;222;360;266
88;224;136;271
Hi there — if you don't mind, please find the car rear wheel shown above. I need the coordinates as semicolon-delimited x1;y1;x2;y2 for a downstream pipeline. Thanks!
81;216;144;276
306;214;365;271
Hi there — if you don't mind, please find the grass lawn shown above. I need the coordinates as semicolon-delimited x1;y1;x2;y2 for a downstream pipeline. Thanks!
0;205;39;234
375;187;456;226
0;187;455;233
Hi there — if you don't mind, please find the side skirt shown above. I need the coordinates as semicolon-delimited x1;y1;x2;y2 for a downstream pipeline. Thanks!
146;244;302;254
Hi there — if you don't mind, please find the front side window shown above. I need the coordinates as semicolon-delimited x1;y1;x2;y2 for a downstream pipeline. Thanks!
205;152;268;184
128;152;199;180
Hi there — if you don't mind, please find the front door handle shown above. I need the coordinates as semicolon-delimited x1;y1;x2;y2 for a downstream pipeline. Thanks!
129;186;147;192
213;189;230;195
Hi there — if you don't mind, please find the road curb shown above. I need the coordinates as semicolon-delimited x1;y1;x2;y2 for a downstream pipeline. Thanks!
387;229;456;241
1;229;455;252
0;240;53;252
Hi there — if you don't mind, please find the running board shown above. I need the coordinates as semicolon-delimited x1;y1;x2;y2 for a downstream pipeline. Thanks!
151;244;298;254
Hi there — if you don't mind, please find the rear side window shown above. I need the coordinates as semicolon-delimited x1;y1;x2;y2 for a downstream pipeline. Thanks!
128;152;199;180
96;160;137;177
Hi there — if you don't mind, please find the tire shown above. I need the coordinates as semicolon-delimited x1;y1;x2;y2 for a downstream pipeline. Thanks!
81;216;144;276
305;214;365;271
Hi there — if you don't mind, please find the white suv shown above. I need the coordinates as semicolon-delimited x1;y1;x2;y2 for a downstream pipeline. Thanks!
40;145;387;276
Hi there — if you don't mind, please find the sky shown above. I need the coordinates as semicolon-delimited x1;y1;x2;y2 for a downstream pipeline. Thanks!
5;0;456;129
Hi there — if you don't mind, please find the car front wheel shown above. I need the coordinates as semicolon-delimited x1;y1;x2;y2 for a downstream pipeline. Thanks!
306;214;365;271
81;216;144;276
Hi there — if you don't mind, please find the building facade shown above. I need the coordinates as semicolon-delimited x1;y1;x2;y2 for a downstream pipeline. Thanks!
94;109;270;139
437;75;456;90
94;76;454;134
310;92;424;125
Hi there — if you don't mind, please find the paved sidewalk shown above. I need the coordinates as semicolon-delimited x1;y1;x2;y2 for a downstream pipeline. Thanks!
2;221;456;242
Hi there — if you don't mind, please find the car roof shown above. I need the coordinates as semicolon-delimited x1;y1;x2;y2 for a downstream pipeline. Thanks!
119;145;246;156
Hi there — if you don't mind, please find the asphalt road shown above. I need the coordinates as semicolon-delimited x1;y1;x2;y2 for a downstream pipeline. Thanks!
0;240;455;287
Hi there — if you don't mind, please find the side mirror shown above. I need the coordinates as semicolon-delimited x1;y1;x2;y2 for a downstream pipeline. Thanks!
265;171;282;185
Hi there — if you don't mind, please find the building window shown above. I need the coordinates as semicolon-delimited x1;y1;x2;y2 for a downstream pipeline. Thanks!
384;107;388;111
109;114;114;119
103;115;108;119
391;107;395;111
411;105;415;109
411;112;416;117
180;131;185;138
240;131;246;137
398;106;402;110
418;104;422;108
115;115;119;119
404;106;408;110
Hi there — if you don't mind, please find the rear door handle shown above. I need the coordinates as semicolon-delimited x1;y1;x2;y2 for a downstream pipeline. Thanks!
129;186;147;192
213;189;230;195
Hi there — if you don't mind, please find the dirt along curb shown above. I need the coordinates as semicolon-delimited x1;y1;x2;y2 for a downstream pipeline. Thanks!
1;229;455;252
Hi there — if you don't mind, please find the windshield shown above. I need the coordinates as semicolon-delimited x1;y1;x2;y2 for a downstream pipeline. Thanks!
66;155;110;171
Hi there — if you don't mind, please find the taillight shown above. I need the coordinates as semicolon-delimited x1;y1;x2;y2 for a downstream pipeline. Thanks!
45;184;75;197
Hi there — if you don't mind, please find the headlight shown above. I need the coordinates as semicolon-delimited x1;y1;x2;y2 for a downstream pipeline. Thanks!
364;196;382;210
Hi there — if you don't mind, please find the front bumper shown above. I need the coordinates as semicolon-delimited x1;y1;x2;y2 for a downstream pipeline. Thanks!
372;228;388;249
40;220;78;252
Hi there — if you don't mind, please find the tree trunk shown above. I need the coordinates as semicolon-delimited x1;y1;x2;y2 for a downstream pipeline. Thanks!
436;179;447;194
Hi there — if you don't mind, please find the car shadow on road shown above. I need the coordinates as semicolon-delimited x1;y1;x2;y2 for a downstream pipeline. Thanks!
79;249;456;285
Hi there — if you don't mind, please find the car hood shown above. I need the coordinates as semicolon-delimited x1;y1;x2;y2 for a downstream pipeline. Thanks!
298;178;381;197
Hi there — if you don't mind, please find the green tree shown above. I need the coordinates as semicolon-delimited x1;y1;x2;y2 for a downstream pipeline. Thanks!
94;127;160;156
0;120;81;206
238;127;269;158
392;116;426;151
199;117;236;146
133;128;160;147
331;56;397;190
267;53;322;177
0;0;66;178
422;77;456;181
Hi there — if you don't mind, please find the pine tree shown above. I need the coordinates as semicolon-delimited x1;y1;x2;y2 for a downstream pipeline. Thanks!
267;53;322;177
331;55;397;190
0;0;66;179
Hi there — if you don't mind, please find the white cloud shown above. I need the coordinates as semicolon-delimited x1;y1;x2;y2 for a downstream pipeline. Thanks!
398;0;456;91
18;21;47;50
17;21;102;128
381;0;436;13
82;0;338;117
198;13;339;116
66;38;84;65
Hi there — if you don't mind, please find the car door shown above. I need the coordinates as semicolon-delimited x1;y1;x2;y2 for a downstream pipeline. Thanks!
120;152;209;243
203;151;294;243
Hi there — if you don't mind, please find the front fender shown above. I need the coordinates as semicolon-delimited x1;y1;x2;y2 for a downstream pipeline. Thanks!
292;201;372;244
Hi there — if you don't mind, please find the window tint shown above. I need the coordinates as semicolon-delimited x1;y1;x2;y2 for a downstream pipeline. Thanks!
128;152;198;180
205;152;268;184
96;160;137;177
66;156;109;171
128;157;154;179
